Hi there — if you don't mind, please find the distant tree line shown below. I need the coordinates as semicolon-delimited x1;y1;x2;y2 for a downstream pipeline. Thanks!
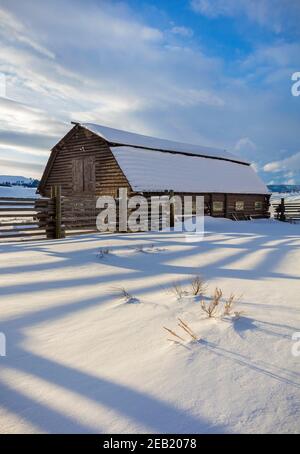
0;179;40;188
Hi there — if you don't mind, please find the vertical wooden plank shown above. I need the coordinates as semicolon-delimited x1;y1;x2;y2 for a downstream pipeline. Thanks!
72;159;84;193
279;197;286;222
55;185;62;239
225;193;228;218
210;194;213;216
83;156;96;193
45;186;56;239
169;189;175;228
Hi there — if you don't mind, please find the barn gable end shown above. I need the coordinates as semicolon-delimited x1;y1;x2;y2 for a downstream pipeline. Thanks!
38;125;131;197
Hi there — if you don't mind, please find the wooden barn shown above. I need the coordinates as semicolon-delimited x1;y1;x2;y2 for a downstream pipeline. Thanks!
38;122;270;220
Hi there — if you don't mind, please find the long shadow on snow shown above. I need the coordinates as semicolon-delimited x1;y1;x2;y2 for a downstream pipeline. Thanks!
1;345;227;434
0;231;299;300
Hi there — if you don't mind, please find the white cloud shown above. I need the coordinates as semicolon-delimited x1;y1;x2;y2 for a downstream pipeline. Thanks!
191;0;300;32
170;26;194;38
0;8;55;58
191;0;228;18
0;0;299;181
0;97;65;136
0;157;43;178
264;151;300;173
0;4;224;115
235;137;257;153
242;42;300;71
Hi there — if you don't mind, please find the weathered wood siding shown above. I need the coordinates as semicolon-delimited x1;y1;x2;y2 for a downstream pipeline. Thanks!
40;125;270;219
144;192;269;218
42;126;130;198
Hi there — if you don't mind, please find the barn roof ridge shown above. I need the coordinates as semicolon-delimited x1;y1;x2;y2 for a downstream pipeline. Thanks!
75;121;250;166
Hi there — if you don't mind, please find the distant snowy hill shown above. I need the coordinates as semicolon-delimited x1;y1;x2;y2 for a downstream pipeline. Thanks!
268;184;300;193
0;175;40;197
268;184;300;202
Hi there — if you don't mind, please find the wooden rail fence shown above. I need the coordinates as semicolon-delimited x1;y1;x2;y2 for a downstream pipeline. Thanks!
0;186;169;241
0;196;50;241
4;185;278;241
271;198;300;222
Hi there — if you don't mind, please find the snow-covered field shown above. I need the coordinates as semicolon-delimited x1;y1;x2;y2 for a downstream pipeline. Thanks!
0;186;38;198
271;191;300;202
0;217;299;434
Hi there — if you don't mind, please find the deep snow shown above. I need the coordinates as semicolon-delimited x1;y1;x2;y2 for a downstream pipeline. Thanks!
111;146;268;194
0;217;299;433
0;186;38;198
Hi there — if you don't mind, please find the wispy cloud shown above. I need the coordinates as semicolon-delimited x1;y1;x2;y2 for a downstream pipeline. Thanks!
190;0;300;33
0;157;44;177
0;0;299;182
0;8;55;58
170;26;194;38
264;151;300;173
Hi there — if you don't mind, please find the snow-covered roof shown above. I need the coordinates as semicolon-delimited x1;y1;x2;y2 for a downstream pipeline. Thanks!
110;146;268;194
79;122;249;165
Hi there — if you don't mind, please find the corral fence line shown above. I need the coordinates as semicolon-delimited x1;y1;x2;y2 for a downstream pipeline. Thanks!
51;192;166;239
0;196;48;241
2;187;291;242
271;198;300;223
0;185;170;241
0;192;99;242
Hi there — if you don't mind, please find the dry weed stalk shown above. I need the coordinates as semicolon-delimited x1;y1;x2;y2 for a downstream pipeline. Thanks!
177;318;198;341
171;281;184;299
113;287;133;300
98;248;110;258
200;287;223;318
163;326;185;342
164;318;199;344
223;293;240;316
191;275;207;296
232;311;243;320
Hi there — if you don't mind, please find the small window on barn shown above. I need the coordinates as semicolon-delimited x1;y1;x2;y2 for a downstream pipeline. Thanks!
235;201;244;211
213;201;224;212
255;201;263;210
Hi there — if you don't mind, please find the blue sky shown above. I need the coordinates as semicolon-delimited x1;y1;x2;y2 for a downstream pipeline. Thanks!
0;0;299;183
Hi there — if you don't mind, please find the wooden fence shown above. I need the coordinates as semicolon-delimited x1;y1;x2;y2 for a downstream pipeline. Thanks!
0;186;169;241
271;198;300;222
0;196;50;241
0;194;99;241
5;186;281;241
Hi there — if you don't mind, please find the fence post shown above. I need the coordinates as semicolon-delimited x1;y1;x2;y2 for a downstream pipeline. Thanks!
51;185;65;239
169;189;175;228
56;186;62;238
278;197;286;222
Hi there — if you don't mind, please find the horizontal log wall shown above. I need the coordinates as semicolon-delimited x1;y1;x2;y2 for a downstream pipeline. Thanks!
143;192;270;218
43;126;130;198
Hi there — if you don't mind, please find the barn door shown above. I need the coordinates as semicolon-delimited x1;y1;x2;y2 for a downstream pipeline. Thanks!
72;159;84;193
83;156;96;193
72;157;95;193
